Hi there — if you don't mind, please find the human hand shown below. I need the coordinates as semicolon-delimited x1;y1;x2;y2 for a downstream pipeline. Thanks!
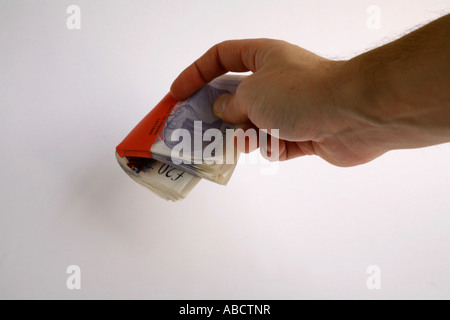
170;39;378;166
171;28;450;166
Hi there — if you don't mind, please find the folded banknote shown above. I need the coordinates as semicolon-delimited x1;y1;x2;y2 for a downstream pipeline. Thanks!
115;152;200;201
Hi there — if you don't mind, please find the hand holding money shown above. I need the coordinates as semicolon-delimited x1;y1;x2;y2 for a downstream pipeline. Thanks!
117;22;450;200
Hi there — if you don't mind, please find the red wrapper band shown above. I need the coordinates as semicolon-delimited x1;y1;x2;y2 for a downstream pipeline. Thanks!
116;93;178;159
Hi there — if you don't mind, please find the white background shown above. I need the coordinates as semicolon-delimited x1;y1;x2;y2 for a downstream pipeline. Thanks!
1;0;450;299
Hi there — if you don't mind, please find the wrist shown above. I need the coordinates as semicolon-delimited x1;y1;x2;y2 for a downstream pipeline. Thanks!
324;54;421;156
326;57;390;136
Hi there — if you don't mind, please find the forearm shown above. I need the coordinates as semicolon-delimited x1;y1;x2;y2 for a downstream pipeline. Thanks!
336;14;450;149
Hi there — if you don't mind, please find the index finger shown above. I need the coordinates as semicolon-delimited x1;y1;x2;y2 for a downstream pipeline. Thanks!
170;39;273;100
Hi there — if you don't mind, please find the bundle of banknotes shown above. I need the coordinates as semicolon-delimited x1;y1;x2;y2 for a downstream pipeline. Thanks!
115;152;201;201
116;74;244;201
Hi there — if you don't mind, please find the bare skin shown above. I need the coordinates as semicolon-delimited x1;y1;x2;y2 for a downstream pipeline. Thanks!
170;14;450;166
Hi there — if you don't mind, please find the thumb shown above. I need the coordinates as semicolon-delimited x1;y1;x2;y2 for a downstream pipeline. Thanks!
213;93;249;124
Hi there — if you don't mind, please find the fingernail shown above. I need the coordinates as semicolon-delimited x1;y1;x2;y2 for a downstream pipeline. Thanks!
213;98;226;115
